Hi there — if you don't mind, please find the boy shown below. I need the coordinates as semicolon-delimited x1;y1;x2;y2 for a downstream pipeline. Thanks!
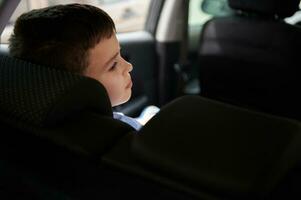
9;4;158;130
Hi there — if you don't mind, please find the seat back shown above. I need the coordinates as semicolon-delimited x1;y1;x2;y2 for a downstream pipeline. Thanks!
0;53;138;152
198;0;301;120
105;95;301;199
0;54;136;198
2;53;301;199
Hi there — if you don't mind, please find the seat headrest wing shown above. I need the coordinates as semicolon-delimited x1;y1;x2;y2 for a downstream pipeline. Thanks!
0;55;112;127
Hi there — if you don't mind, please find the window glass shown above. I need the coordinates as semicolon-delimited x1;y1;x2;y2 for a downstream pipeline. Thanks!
0;0;151;43
189;0;233;27
188;0;233;55
189;0;212;27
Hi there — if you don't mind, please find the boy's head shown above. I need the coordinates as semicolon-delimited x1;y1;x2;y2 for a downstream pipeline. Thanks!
9;4;133;106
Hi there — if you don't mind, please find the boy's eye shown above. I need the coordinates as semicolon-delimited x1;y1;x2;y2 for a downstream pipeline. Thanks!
109;62;118;71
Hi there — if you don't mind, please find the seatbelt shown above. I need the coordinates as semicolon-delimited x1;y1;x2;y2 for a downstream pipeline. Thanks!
174;0;190;96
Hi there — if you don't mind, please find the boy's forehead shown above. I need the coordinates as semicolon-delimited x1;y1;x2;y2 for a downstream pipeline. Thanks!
94;34;120;59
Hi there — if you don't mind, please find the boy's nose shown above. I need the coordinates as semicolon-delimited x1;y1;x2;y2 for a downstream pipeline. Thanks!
122;56;133;73
127;62;133;73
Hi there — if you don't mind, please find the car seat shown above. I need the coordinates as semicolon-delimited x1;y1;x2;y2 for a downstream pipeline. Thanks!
105;95;301;199
0;54;202;200
1;54;301;199
0;54;140;199
198;0;301;121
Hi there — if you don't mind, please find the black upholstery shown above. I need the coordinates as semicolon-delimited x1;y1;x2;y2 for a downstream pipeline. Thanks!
0;55;200;199
0;55;113;127
105;95;301;199
229;0;300;18
0;54;201;200
1;54;301;199
198;0;301;120
0;54;138;152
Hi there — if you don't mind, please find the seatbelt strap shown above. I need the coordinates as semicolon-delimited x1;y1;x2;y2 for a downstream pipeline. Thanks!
174;0;189;96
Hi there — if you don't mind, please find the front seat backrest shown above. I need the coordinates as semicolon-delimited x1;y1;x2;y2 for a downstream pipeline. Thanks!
104;95;301;199
198;0;301;120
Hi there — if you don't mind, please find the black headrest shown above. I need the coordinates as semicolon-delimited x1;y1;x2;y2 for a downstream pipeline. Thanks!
229;0;300;18
0;55;112;128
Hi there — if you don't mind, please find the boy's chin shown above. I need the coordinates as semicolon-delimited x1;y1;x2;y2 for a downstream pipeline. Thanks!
111;94;131;107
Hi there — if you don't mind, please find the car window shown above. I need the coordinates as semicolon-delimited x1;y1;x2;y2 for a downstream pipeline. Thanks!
188;0;233;53
0;0;151;44
189;0;232;27
189;0;212;27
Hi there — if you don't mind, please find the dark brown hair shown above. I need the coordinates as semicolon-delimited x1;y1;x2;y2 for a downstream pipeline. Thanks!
9;3;116;74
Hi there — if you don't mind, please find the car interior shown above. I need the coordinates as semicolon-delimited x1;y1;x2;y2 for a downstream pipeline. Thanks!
1;0;301;199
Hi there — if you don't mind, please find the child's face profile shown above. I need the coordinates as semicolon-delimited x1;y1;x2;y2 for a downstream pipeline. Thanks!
84;34;133;107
